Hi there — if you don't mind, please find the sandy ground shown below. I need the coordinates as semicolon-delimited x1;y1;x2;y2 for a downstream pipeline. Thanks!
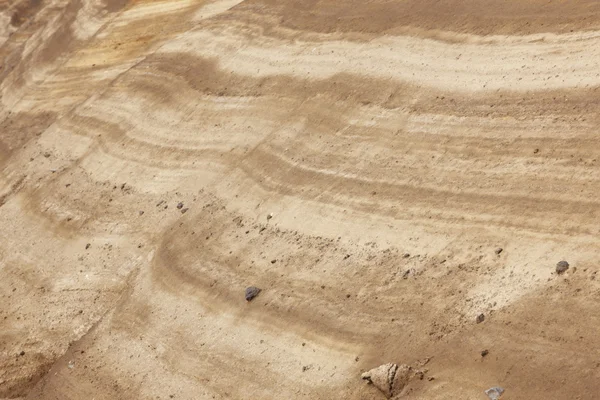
2;0;600;399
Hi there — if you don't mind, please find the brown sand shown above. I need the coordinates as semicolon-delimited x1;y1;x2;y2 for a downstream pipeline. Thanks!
2;0;600;398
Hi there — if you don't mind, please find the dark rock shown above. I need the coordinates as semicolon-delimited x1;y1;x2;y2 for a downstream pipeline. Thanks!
177;202;184;209
85;243;91;250
476;313;485;324
19;351;25;356
556;261;569;274
403;253;410;258
481;349;489;357
270;259;276;264
245;286;261;301
494;248;503;255
139;211;144;216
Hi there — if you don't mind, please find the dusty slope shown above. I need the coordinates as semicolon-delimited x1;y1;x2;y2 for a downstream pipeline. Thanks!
2;0;600;399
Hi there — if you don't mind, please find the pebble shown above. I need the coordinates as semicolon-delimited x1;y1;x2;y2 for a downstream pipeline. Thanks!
494;248;503;255
245;286;261;302
476;313;485;324
177;202;184;209
556;260;569;274
481;349;489;357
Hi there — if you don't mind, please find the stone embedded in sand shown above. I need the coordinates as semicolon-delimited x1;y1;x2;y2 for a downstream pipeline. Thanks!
556;260;569;274
476;313;485;324
485;386;505;400
361;363;422;398
495;248;503;255
245;286;261;301
177;202;184;209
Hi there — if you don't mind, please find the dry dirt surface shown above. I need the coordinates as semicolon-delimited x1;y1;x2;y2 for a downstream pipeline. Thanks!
2;0;600;399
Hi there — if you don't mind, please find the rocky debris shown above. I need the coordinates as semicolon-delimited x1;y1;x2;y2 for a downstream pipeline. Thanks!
485;386;505;400
556;260;569;274
177;202;184;209
494;248;503;255
481;349;489;357
245;286;261;302
361;363;426;398
476;313;485;324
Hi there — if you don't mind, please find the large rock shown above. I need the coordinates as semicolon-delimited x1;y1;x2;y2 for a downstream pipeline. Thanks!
361;363;422;398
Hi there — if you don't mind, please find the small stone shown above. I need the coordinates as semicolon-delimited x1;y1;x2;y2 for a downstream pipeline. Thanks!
485;386;505;400
43;152;51;158
177;202;184;209
181;208;188;214
270;259;276;264
533;148;539;154
403;253;410;258
476;313;485;324
494;248;503;255
267;213;273;220
355;356;360;362
556;261;569;274
302;365;309;372
85;243;91;250
427;376;435;381
139;211;144;216
19;351;25;356
245;286;261;302
481;349;489;357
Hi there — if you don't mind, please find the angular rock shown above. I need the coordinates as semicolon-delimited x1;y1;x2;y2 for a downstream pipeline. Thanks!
245;286;261;302
556;260;569;274
476;313;485;324
361;363;423;398
494;248;503;255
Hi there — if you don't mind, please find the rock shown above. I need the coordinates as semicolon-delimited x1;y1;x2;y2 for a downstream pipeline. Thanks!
476;313;485;324
494;248;503;255
245;286;261;302
85;243;91;250
403;253;410;258
481;349;489;357
556;261;569;274
266;213;273;220
177;202;184;209
139;211;144;216
181;208;188;214
485;386;505;400
19;351;25;356
361;363;423;398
